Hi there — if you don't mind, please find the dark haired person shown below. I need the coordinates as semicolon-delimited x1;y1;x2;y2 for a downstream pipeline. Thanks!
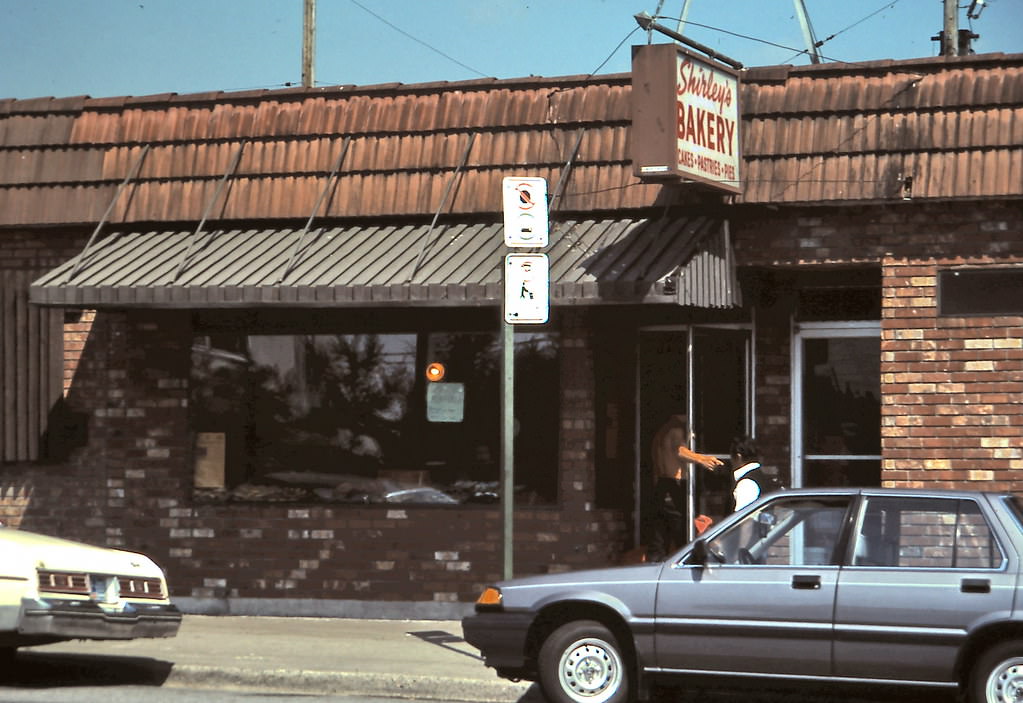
729;435;770;511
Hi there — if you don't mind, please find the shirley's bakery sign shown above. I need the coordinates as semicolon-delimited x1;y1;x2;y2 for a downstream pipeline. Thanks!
631;43;742;194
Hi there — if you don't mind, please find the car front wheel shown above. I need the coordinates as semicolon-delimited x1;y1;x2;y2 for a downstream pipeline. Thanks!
0;647;15;673
970;641;1023;703
538;620;629;703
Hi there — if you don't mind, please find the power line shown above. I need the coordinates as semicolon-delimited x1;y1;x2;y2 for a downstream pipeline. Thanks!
778;0;907;63
346;0;490;80
656;14;827;59
587;26;643;77
658;0;908;66
816;0;906;50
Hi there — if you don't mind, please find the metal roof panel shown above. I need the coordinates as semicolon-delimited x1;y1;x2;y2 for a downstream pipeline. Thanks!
30;217;731;308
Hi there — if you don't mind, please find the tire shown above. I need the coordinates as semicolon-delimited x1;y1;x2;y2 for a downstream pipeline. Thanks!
0;647;15;675
970;640;1023;703
538;620;630;703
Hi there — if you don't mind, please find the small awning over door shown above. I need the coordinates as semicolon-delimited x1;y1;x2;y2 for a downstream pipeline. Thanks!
30;217;740;309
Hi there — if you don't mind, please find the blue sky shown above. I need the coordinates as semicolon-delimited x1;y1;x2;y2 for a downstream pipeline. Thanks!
2;0;1021;100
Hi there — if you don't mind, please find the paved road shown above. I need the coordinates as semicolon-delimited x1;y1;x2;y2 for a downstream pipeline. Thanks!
1;615;961;703
4;615;531;702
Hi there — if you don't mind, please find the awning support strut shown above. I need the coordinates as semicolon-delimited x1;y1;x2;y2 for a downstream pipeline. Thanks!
174;140;248;282
407;132;477;283
65;145;151;283
548;129;585;216
278;136;352;284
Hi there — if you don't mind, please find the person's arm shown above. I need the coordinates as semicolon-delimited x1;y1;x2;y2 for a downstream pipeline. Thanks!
677;445;723;469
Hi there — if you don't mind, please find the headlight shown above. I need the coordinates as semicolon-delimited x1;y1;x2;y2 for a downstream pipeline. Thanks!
475;586;503;612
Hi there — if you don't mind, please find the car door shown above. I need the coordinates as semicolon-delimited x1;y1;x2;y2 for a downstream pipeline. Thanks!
834;494;1016;683
653;494;853;676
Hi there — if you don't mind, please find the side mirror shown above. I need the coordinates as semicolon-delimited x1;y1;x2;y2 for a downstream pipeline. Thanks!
689;539;709;566
687;537;727;566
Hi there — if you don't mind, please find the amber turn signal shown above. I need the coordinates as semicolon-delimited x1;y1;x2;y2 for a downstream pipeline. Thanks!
425;362;446;382
476;586;502;607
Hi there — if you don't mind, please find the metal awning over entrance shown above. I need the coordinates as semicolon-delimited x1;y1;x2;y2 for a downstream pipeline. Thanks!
30;217;739;309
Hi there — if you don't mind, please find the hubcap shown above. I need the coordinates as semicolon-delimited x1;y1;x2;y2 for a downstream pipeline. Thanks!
559;637;622;703
988;657;1023;703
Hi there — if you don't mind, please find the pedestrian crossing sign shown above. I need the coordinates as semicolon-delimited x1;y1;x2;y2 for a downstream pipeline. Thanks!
504;253;549;324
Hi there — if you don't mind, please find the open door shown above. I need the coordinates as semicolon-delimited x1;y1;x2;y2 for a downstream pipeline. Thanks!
637;326;751;547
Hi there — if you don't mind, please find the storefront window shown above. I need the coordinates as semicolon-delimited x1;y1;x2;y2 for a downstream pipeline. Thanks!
191;327;558;506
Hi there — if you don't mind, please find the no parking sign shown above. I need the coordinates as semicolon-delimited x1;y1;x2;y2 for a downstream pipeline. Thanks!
502;177;549;248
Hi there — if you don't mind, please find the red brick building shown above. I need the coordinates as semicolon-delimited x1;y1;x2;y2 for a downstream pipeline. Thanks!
1;50;1021;616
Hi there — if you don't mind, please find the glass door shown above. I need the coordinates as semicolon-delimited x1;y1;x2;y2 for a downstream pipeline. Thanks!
792;322;881;488
637;326;751;546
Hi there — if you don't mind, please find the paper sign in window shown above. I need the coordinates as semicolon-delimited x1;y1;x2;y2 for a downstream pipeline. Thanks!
427;383;465;422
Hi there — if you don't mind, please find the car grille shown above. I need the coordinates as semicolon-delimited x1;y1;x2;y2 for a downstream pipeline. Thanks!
118;576;166;599
37;570;90;595
37;571;166;600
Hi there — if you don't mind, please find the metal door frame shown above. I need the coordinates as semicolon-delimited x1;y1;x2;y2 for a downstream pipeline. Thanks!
634;323;755;545
790;320;881;489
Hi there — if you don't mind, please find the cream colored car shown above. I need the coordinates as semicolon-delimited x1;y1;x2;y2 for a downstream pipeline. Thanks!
0;526;181;662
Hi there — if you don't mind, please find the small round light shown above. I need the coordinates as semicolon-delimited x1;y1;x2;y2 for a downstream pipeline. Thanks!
425;362;446;382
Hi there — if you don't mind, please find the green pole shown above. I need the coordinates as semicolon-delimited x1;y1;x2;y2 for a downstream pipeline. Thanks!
501;319;515;580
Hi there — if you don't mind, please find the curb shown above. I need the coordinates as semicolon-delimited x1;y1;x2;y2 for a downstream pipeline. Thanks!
164;664;536;701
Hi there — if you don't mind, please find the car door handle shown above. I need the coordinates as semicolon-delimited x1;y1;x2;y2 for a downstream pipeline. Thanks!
792;574;821;590
962;578;991;594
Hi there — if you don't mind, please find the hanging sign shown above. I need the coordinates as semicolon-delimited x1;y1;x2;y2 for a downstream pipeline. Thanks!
630;43;742;194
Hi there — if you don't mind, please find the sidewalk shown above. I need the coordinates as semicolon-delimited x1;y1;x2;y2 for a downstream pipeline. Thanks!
17;615;536;701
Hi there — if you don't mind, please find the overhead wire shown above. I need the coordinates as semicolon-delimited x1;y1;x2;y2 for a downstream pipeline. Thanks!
776;0;907;64
343;0;643;85
587;26;643;77
658;0;909;66
345;0;490;80
302;0;939;202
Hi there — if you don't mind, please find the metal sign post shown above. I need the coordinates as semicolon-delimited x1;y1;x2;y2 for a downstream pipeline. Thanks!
500;321;514;580
500;177;550;580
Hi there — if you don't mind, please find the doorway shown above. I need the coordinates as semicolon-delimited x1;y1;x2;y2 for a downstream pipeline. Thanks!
636;326;752;545
791;322;881;488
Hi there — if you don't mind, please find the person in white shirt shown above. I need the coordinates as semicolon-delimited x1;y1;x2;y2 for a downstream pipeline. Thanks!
730;436;767;512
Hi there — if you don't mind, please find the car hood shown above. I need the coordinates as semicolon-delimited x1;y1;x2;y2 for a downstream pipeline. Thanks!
0;527;162;577
498;562;663;589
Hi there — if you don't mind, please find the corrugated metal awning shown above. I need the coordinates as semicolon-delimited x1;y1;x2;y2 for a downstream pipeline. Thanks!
30;217;740;309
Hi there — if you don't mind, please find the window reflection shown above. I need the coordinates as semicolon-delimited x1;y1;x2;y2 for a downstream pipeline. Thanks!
802;337;880;457
704;497;851;566
191;330;559;506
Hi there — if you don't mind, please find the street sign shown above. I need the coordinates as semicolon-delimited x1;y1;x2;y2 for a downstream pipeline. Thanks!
502;177;549;247
504;253;549;324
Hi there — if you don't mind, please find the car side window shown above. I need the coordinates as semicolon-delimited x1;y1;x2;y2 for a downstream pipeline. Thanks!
705;497;851;566
852;496;1003;569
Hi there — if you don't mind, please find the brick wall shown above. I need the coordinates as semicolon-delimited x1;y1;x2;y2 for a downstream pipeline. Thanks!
880;202;1023;488
3;298;627;604
882;261;1023;488
4;199;1021;604
734;200;1023;489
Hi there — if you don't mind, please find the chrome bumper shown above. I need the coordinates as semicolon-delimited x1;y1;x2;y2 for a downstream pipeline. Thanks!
19;598;182;640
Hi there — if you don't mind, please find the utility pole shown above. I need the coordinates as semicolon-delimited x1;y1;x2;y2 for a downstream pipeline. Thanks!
943;0;958;56
302;0;316;88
